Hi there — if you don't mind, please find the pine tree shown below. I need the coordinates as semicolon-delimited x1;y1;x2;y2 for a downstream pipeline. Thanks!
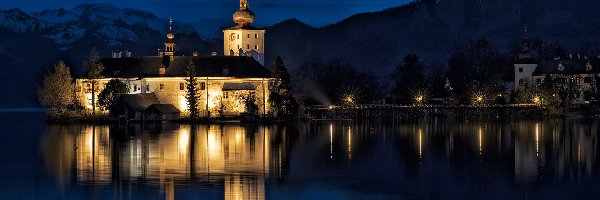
83;48;104;114
392;53;426;102
184;59;200;118
269;56;299;118
98;79;129;110
38;60;74;115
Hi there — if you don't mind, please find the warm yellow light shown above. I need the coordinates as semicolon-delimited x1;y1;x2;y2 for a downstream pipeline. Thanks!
207;90;221;109
535;123;539;157
178;130;189;153
178;95;188;112
476;96;483;102
415;95;424;103
533;96;541;105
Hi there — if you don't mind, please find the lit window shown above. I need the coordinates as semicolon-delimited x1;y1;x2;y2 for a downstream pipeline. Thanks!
179;83;184;90
200;82;206;90
160;83;165;91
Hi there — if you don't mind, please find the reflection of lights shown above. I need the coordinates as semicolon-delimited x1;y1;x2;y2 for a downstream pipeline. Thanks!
330;123;333;159
208;132;220;156
235;131;243;143
178;130;189;153
348;126;352;160
535;123;539;157
419;128;422;159
479;126;483;156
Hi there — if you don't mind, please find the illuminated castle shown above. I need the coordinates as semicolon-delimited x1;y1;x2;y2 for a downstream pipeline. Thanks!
224;0;265;66
74;0;273;119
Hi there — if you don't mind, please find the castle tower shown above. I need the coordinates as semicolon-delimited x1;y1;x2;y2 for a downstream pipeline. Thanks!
514;25;538;90
224;0;265;65
164;17;176;57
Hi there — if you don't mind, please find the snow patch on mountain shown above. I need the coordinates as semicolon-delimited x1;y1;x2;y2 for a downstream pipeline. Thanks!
1;3;199;48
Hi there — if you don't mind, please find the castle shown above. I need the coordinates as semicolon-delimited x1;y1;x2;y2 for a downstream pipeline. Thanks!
74;0;272;119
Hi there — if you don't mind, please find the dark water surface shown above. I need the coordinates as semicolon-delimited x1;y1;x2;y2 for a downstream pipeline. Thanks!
1;112;600;199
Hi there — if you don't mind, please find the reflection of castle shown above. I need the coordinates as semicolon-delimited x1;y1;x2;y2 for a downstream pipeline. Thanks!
43;124;287;200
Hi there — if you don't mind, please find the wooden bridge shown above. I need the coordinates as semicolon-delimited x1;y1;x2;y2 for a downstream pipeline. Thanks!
304;104;548;120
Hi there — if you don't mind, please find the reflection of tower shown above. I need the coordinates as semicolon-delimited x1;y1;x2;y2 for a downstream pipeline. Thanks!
223;0;266;65
224;176;265;200
164;17;176;57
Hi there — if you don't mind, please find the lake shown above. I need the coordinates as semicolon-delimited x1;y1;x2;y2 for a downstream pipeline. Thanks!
1;112;600;199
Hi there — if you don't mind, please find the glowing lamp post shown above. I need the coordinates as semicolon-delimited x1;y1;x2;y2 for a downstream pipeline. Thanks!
475;95;484;106
533;96;542;106
415;95;424;106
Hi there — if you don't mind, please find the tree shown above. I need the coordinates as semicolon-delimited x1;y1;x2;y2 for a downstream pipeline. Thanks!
269;57;299;118
38;60;74;115
97;79;129;110
244;93;259;115
184;59;200;118
83;48;104;114
392;53;426;102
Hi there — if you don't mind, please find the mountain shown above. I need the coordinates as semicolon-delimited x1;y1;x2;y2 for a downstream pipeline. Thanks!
0;3;218;108
263;0;600;74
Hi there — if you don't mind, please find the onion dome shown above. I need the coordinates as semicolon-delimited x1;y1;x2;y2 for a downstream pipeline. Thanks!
233;9;255;25
233;0;255;25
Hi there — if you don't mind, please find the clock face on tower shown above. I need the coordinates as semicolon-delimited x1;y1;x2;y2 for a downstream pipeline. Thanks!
230;33;236;41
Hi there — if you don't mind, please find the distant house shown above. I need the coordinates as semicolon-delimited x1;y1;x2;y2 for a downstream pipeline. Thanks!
513;31;599;104
110;93;160;121
145;104;181;121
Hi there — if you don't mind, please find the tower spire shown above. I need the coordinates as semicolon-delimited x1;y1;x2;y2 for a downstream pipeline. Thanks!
521;24;529;51
169;17;173;32
240;0;248;10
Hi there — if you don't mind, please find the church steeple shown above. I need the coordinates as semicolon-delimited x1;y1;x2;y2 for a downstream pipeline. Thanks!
240;0;248;10
233;0;255;25
521;25;529;52
164;17;175;56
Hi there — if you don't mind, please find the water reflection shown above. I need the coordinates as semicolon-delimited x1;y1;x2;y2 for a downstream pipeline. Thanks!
43;124;286;199
40;119;600;199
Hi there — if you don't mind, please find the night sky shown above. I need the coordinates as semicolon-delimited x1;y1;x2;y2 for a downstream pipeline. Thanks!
0;0;410;28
